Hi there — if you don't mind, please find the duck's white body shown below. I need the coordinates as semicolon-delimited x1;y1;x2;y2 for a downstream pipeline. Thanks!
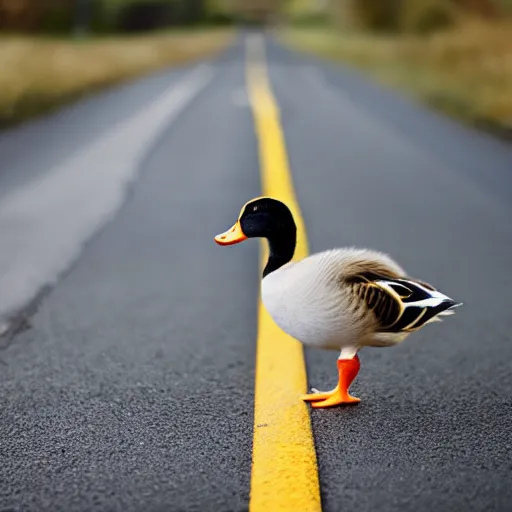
261;247;457;353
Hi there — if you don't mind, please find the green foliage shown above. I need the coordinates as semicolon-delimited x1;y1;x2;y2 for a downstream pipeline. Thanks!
0;0;232;35
352;0;401;31
339;0;457;33
494;0;512;14
335;0;512;34
39;0;108;34
400;0;456;33
288;12;329;27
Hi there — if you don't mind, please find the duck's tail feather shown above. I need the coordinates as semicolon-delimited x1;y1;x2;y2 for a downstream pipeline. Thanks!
423;301;463;325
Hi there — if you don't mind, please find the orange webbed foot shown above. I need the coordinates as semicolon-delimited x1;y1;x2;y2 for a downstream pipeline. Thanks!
301;387;338;402
309;391;360;408
302;354;361;409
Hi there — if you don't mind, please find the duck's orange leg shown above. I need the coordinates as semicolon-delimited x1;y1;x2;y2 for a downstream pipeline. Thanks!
301;354;361;408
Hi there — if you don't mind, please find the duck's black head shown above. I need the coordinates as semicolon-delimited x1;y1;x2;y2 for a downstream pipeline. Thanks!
214;196;297;276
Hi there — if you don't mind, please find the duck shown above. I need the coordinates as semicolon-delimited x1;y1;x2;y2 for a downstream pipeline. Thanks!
214;196;462;409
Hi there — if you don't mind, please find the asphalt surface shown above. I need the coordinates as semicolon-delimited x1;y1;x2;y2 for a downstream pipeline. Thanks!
1;31;512;512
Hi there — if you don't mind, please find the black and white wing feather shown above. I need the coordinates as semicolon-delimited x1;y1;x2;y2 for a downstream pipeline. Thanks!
355;275;462;333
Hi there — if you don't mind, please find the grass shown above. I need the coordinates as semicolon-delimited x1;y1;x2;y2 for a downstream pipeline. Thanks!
280;19;512;140
0;28;234;128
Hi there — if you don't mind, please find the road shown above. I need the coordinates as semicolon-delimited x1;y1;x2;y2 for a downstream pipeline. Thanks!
1;31;512;512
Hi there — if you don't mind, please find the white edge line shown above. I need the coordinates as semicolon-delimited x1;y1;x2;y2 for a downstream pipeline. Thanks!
0;64;215;328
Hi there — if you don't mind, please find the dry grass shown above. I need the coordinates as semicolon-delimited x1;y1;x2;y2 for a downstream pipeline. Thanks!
0;28;234;126
281;19;512;137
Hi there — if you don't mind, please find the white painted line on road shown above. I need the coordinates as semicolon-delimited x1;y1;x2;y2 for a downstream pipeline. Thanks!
0;64;214;329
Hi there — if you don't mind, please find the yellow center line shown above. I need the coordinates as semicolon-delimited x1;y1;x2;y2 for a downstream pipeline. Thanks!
245;35;322;512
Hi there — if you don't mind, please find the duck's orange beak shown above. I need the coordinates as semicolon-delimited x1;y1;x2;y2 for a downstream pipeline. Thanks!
214;220;247;246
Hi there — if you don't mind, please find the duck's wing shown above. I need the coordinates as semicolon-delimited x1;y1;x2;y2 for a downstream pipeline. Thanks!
350;271;462;333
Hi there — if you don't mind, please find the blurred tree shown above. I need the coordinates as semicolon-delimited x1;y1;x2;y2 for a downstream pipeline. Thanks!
73;0;91;37
115;0;211;31
1;0;510;34
116;1;175;32
400;0;456;33
284;0;329;25
455;0;500;16
214;0;287;23
284;0;511;32
322;0;508;33
0;0;51;31
0;0;231;34
0;0;104;34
